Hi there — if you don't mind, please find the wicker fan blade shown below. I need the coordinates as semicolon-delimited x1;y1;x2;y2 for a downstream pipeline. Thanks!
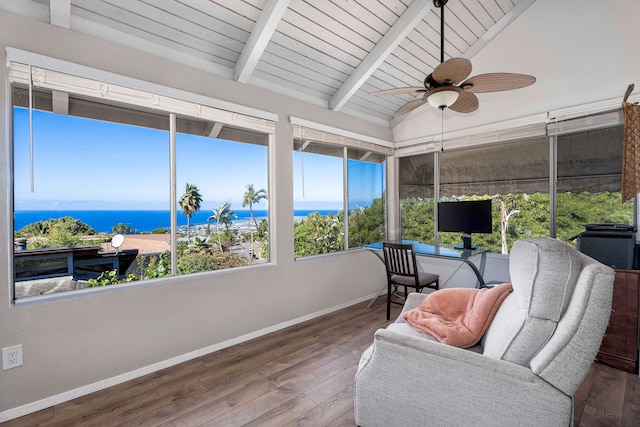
460;73;536;93
432;58;472;84
371;87;426;95
449;91;478;113
393;98;427;117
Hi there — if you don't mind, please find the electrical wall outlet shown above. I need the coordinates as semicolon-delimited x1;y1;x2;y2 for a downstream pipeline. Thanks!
2;345;23;370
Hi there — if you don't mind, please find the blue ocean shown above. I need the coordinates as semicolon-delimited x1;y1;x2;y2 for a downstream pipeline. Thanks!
14;209;340;233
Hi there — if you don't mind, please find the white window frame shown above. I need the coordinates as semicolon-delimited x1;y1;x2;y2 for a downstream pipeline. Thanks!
8;49;277;303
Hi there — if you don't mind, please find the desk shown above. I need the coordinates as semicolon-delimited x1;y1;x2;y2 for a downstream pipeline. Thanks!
365;240;490;308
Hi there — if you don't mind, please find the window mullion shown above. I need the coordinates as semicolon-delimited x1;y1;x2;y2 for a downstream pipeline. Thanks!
343;147;348;250
170;113;178;276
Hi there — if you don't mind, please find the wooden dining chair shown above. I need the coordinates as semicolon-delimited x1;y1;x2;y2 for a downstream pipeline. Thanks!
382;242;440;320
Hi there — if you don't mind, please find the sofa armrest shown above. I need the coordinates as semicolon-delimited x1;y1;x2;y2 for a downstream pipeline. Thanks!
355;328;573;427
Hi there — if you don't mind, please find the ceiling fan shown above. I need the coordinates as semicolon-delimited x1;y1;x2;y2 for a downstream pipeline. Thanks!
372;0;536;116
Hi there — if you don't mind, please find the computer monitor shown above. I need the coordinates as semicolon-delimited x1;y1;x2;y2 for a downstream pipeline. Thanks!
438;199;493;249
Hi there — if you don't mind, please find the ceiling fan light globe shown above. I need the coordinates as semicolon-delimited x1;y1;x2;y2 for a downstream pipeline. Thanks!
427;88;460;109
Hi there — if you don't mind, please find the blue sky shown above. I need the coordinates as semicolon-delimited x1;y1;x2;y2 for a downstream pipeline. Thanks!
13;108;383;211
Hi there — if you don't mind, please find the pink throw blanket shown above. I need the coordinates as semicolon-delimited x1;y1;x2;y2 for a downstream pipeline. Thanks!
402;284;513;348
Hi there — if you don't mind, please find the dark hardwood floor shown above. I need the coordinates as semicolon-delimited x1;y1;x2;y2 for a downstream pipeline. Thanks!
3;299;639;426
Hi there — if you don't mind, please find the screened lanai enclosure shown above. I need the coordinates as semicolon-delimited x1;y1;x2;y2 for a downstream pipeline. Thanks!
398;117;634;253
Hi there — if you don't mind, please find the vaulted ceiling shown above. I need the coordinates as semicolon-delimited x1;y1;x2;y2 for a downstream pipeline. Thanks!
2;0;639;139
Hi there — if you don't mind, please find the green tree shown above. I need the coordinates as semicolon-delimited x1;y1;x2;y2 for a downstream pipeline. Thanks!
16;216;97;249
112;223;136;234
179;183;202;244
208;202;238;251
294;212;344;257
242;184;267;232
400;198;435;243
348;196;385;248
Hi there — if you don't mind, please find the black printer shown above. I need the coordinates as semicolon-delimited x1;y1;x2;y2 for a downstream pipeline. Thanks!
573;223;638;269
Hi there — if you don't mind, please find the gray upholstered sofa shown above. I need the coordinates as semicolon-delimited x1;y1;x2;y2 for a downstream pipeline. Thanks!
354;237;615;427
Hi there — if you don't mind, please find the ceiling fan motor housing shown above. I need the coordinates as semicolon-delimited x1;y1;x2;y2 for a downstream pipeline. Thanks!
424;73;453;90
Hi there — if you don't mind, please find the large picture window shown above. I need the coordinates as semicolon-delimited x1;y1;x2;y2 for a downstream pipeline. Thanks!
10;61;273;300
293;126;388;258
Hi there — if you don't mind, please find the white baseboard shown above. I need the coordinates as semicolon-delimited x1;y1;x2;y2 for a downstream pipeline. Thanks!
0;293;377;423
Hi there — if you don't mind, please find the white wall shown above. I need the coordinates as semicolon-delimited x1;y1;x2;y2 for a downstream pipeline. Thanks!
0;11;390;419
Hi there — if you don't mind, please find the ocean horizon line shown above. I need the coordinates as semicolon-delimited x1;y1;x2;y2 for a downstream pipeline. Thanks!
14;209;342;233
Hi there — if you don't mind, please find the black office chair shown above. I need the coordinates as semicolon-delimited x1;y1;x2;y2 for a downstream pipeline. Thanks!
382;242;440;320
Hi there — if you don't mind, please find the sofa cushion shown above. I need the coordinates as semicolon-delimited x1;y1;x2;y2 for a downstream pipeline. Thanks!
510;238;582;322
482;238;582;366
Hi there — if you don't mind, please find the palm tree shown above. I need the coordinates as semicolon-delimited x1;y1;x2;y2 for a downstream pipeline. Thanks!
179;183;202;244
242;184;267;232
208;202;237;251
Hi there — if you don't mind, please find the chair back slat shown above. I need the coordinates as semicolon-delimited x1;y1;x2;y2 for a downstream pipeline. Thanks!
382;242;418;277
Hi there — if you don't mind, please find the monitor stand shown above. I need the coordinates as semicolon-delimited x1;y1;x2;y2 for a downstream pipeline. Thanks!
454;232;476;250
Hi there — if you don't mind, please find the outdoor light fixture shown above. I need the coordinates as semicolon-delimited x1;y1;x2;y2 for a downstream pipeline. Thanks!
426;86;462;109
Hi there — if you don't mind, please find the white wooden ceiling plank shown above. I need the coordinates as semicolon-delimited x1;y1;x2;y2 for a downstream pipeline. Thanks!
234;0;291;83
292;1;376;50
259;51;343;89
50;0;70;28
210;0;264;22
385;55;432;87
478;0;506;23
409;20;456;62
362;76;411;99
447;1;488;37
353;0;402;26
265;43;349;82
385;45;436;81
465;0;498;29
73;3;238;67
372;58;424;90
495;0;517;14
329;0;390;35
236;0;268;11
323;0;386;42
268;31;354;75
0;0;49;22
256;61;339;95
399;32;440;69
146;0;251;43
368;65;423;93
281;8;368;62
275;20;361;68
105;0;247;52
354;95;407;116
463;0;535;59
423;9;471;56
360;92;411;115
250;71;332;107
344;93;398;121
252;68;333;100
329;0;433;111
